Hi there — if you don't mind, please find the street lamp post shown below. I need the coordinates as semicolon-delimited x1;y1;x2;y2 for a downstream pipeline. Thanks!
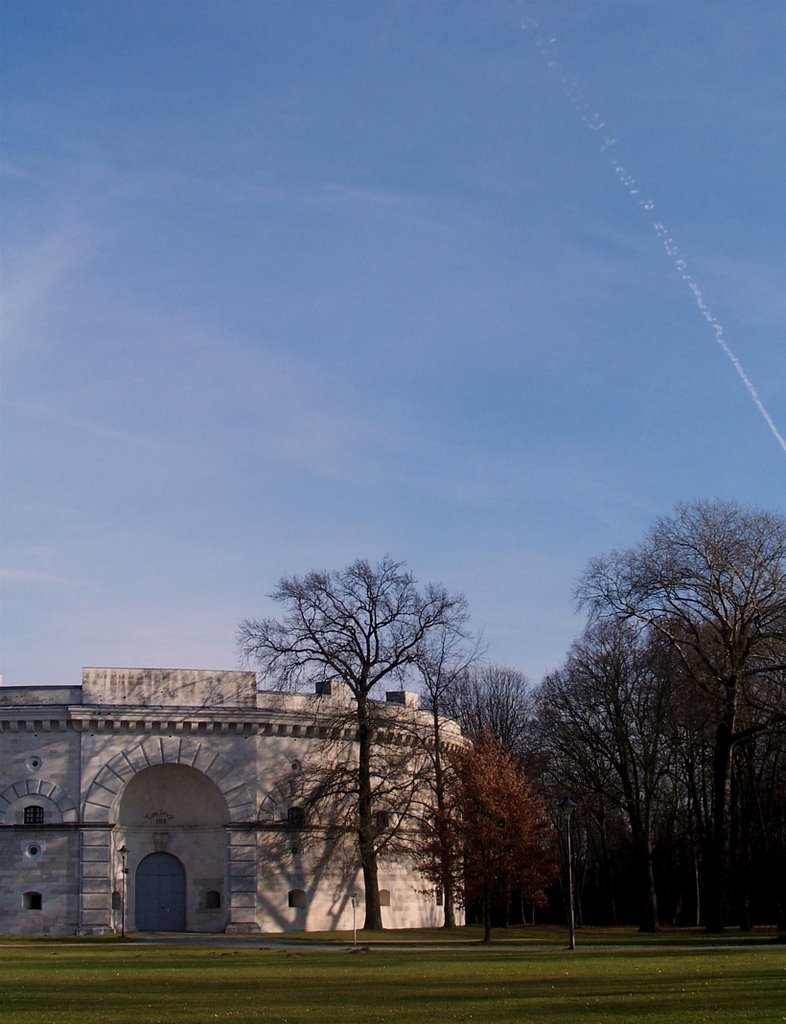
118;845;128;938
558;797;576;951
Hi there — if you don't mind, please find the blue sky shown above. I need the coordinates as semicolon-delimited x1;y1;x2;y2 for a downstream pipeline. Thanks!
2;0;785;687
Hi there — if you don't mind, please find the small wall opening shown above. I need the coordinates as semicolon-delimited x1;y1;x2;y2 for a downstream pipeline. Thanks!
23;891;42;910
287;806;305;827
288;889;307;909
206;890;221;910
379;889;391;907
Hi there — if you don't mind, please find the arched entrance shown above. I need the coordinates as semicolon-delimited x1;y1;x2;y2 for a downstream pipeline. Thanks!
116;763;231;933
135;852;186;931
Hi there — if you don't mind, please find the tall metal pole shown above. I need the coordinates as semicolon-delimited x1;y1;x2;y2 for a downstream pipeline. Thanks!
558;797;576;951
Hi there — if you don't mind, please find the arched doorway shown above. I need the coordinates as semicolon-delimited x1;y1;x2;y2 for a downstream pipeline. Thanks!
135;852;186;931
116;763;231;933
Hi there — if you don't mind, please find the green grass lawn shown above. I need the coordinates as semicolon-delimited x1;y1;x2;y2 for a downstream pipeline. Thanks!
2;937;783;1024
278;923;782;946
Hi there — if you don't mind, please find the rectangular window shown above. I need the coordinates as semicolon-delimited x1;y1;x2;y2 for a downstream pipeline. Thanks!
23;892;42;910
23;806;44;825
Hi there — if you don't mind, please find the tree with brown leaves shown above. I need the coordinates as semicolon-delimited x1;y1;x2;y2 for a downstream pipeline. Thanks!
420;733;556;941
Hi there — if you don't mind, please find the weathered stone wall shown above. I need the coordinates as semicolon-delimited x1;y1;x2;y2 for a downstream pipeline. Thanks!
82;667;257;709
0;700;82;934
0;668;460;936
0;829;80;935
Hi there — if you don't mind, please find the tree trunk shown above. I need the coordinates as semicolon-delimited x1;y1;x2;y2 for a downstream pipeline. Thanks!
442;884;456;929
691;832;702;928
597;810;618;926
357;696;383;930
432;707;456;929
637;834;659;932
621;786;659;931
704;715;734;933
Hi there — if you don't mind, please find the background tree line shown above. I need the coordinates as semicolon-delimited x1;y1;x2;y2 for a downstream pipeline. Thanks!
459;499;786;934
239;498;786;934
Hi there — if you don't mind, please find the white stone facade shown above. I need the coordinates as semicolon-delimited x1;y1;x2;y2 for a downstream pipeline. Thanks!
0;667;460;936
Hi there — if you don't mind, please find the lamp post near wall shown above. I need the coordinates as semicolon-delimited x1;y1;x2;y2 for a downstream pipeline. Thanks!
118;845;128;938
558;797;576;951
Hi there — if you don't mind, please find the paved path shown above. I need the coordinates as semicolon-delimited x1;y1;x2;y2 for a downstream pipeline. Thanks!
126;931;775;954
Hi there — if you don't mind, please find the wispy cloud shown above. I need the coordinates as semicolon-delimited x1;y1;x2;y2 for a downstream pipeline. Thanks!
1;567;86;586
7;401;172;451
1;222;99;354
0;161;32;181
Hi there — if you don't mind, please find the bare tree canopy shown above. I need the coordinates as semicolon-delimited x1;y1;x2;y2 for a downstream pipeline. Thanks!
447;664;534;765
237;556;469;930
238;557;468;698
576;498;786;932
535;621;673;931
413;622;481;928
577;499;786;690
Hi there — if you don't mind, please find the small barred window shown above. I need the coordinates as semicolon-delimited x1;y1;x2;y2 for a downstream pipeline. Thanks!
23;806;44;826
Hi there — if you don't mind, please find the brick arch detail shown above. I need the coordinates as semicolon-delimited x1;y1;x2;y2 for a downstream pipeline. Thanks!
81;736;254;823
0;778;78;824
257;754;308;823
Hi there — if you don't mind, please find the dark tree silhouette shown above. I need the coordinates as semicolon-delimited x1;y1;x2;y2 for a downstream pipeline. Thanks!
577;499;786;932
238;556;468;930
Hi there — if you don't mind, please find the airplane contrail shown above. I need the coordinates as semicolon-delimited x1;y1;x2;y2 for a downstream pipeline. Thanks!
523;17;786;457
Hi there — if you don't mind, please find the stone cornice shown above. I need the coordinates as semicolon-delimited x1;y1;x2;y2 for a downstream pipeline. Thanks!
0;716;70;732
0;699;463;750
0;708;443;747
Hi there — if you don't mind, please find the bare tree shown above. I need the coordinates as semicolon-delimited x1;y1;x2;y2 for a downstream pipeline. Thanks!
577;499;786;932
237;556;468;930
535;621;673;931
447;664;534;765
414;624;480;927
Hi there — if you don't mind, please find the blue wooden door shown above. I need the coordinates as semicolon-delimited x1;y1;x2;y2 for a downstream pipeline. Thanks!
135;852;186;931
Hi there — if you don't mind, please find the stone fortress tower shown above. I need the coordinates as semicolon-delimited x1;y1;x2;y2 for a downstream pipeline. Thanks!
0;667;460;935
